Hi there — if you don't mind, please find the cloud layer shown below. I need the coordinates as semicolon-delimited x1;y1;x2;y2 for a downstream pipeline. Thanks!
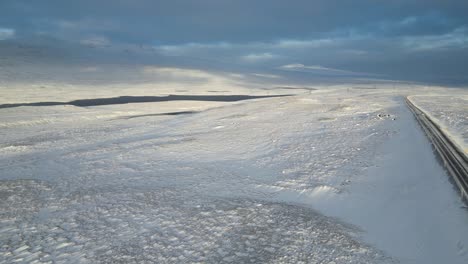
1;0;468;85
0;28;14;40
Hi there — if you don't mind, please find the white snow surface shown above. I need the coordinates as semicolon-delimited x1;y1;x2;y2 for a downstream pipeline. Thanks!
408;95;468;154
1;83;468;263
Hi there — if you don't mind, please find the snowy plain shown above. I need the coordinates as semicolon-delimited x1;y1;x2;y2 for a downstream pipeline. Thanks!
1;45;468;263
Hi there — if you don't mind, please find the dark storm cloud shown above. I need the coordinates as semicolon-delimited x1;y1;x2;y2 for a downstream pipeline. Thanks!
1;0;468;85
1;0;467;43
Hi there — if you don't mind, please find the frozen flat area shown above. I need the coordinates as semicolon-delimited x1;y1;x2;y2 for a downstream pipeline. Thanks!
408;95;468;154
1;85;468;263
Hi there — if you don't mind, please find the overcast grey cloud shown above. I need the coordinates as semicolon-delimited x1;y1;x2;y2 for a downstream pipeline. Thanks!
1;0;468;85
0;28;15;40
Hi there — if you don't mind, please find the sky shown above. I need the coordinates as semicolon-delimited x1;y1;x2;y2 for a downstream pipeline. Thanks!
1;0;468;85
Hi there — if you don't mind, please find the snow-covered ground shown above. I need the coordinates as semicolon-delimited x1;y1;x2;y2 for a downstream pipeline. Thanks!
1;77;468;263
408;95;467;154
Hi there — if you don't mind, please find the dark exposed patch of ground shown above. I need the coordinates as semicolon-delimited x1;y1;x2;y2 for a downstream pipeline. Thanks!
0;94;290;109
118;111;198;120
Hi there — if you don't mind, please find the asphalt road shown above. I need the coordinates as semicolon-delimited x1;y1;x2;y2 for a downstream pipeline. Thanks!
406;97;468;203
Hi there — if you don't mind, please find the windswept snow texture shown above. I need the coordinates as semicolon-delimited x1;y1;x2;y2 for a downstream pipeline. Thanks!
408;95;468;154
1;88;468;263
